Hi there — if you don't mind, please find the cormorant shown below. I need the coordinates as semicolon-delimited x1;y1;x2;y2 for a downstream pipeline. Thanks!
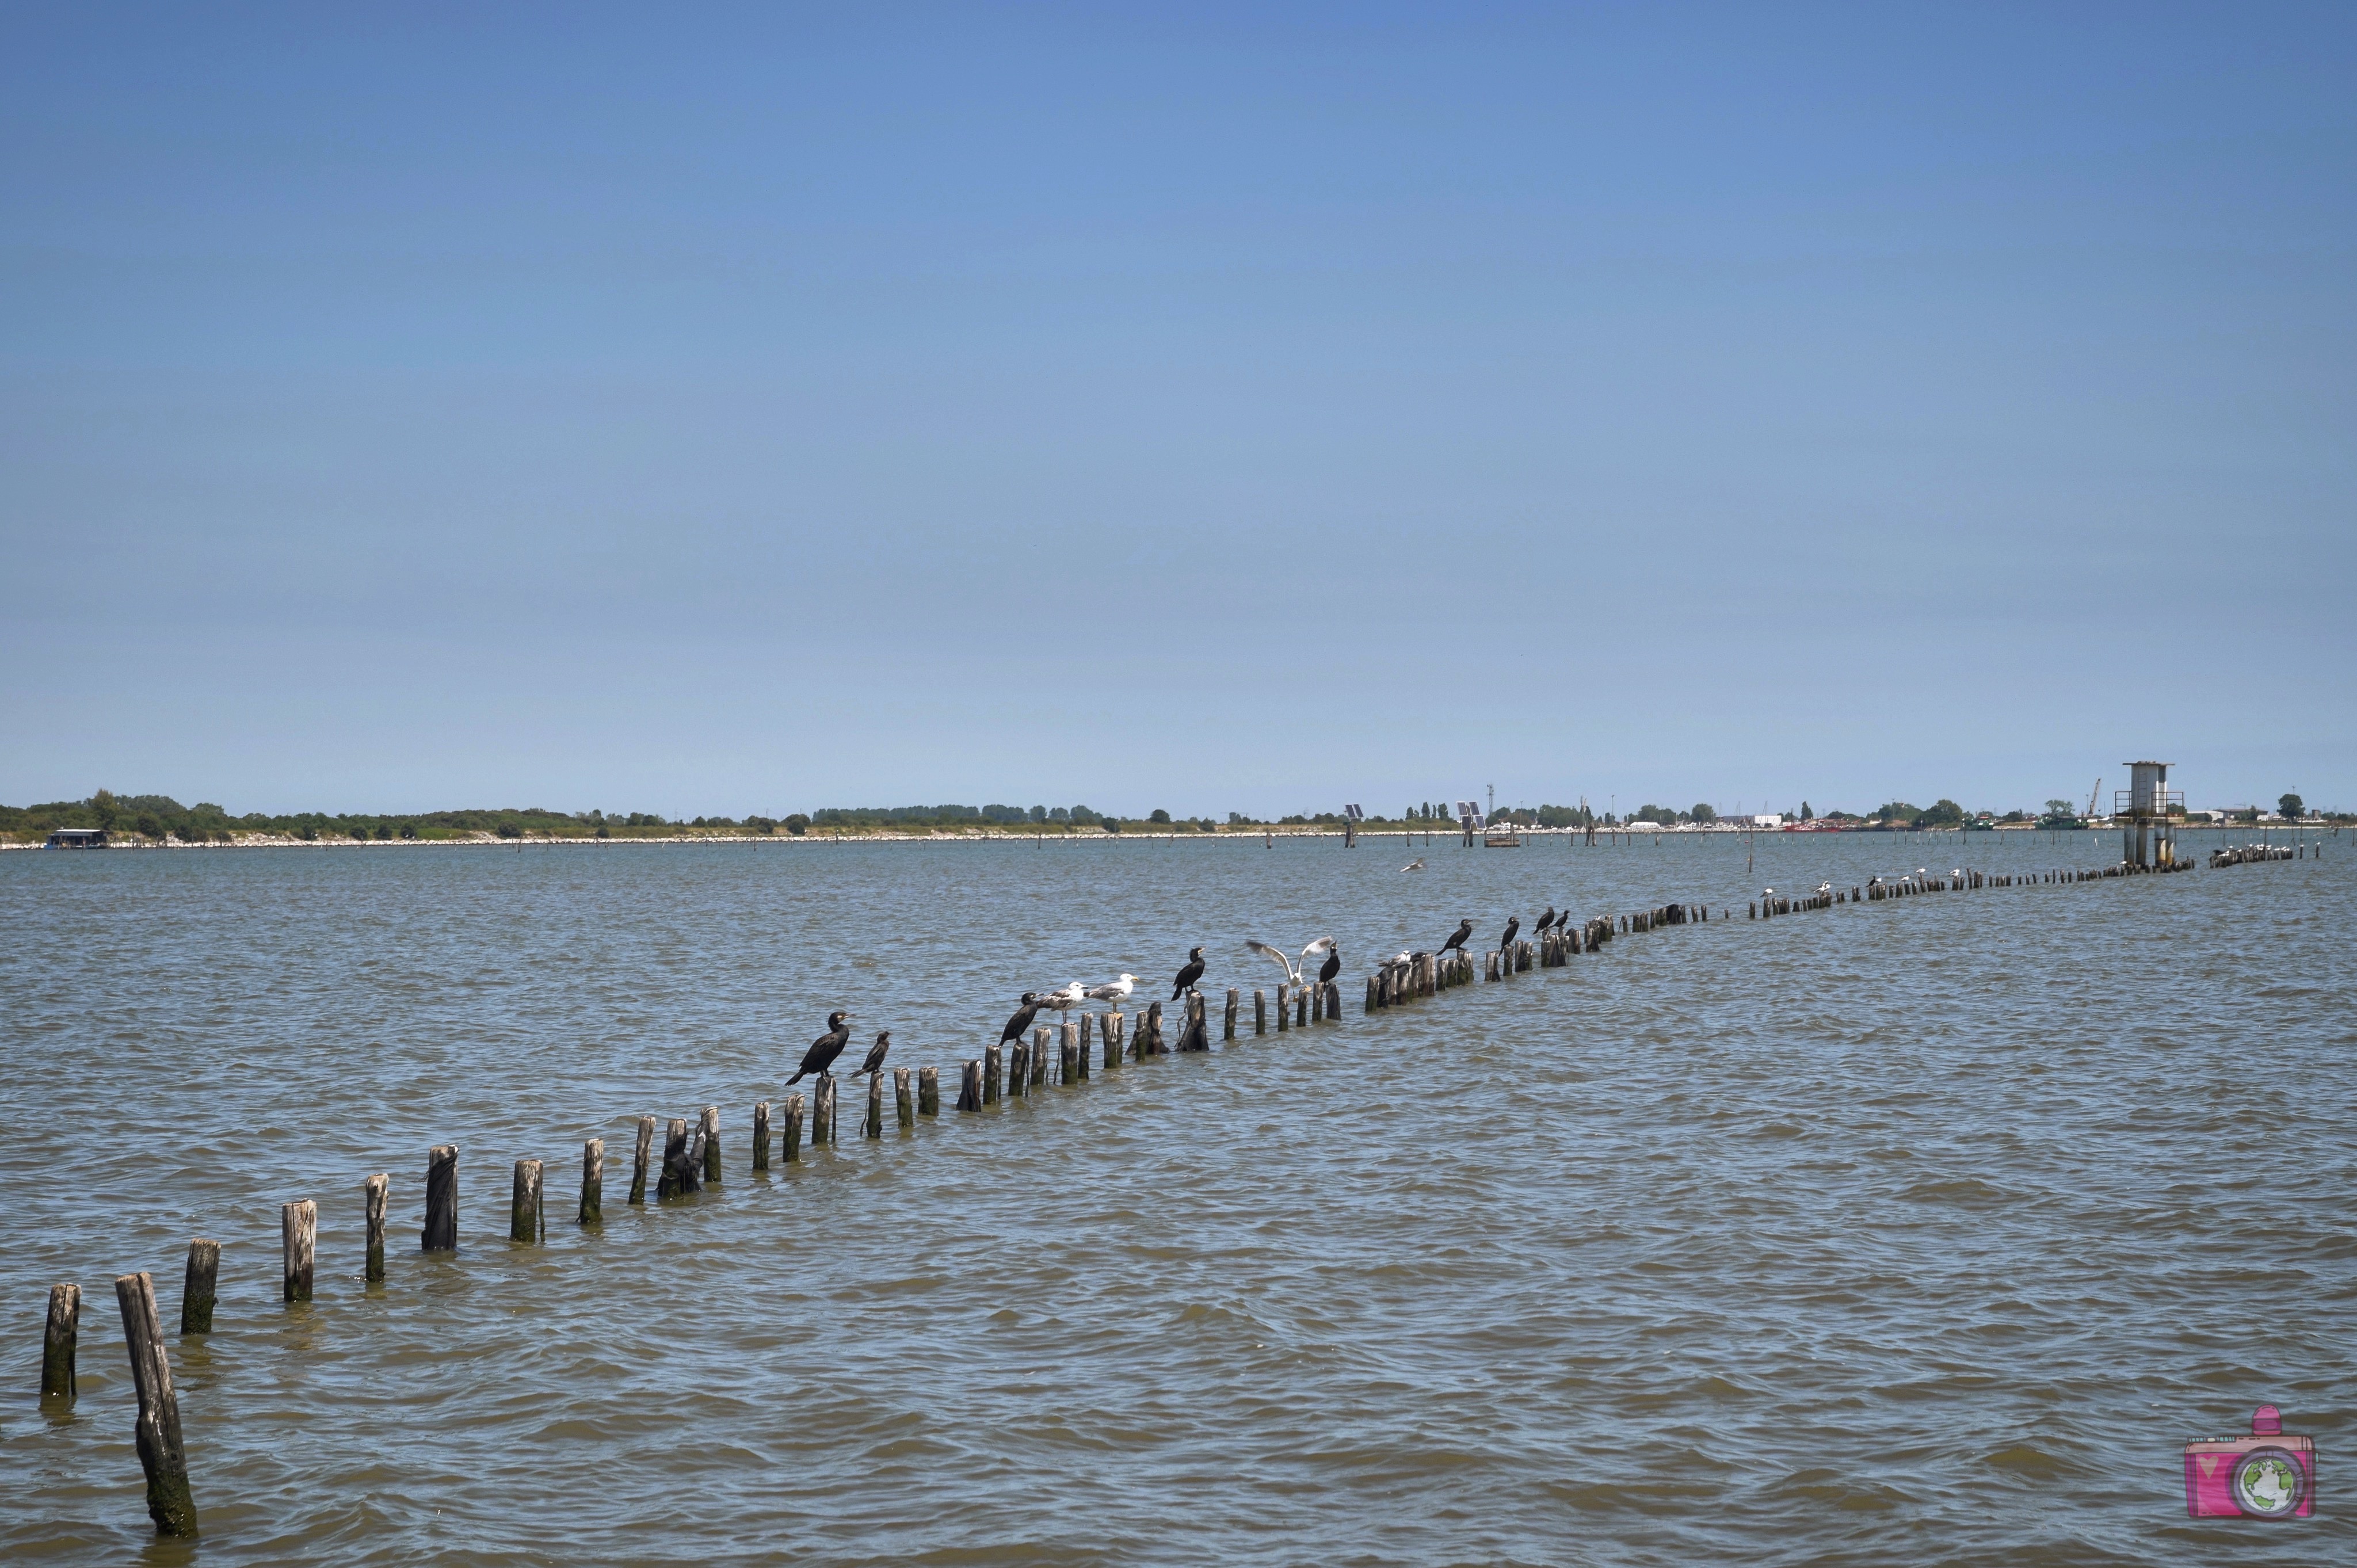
1440;920;1473;956
1499;916;1520;951
999;992;1044;1046
1536;906;1557;932
1317;944;1342;987
788;1011;855;1084
849;1030;892;1080
1171;946;1206;998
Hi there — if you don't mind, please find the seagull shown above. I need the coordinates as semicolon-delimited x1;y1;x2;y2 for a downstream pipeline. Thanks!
787;1011;855;1084
1244;937;1334;986
849;1030;892;1080
1171;946;1206;998
1039;982;1086;1016
998;992;1044;1046
1498;915;1520;951
1440;919;1473;956
1085;973;1136;1004
1401;857;1425;872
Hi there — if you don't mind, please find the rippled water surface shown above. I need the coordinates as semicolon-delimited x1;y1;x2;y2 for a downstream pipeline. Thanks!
2;829;2350;1566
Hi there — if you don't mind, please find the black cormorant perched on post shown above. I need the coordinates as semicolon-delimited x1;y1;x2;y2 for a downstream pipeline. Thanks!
849;1029;892;1081
1440;919;1473;956
1171;946;1206;998
1317;944;1342;987
787;1010;855;1084
999;992;1044;1046
1536;906;1556;933
1499;916;1520;951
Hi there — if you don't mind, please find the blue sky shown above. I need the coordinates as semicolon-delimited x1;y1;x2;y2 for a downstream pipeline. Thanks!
3;4;2351;818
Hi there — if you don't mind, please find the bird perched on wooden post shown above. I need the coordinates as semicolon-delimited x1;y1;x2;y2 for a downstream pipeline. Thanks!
1536;906;1556;933
999;993;1044;1046
1498;916;1520;951
788;1012;854;1084
1317;943;1343;988
1039;982;1086;1017
848;1030;891;1081
1440;920;1473;957
1085;974;1136;1004
1171;947;1206;998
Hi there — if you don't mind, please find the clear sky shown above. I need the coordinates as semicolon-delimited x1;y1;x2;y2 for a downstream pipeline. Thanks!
3;4;2351;819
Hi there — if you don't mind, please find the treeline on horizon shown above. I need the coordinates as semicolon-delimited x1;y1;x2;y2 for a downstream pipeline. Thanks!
2;789;2334;845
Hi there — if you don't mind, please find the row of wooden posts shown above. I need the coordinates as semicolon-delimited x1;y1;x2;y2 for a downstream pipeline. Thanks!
44;842;2291;1536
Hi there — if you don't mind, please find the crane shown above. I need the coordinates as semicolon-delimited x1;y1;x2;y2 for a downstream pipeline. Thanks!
2085;777;2102;822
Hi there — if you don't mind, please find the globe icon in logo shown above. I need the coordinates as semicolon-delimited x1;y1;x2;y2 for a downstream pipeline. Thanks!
2231;1450;2305;1519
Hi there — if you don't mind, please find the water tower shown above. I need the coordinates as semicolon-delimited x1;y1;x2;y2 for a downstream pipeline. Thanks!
2115;760;2181;868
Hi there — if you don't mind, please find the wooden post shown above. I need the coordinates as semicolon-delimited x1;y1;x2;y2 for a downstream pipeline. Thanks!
681;1123;704;1193
578;1139;603;1224
510;1159;543;1243
41;1282;78;1398
701;1105;722;1184
1324;981;1340;1018
182;1239;220;1332
423;1143;457;1251
1143;1000;1165;1054
1062;1020;1079;1083
282;1199;316;1301
919;1065;941;1116
1008;1041;1028;1097
1080;1011;1093;1056
1275;985;1289;1031
895;1066;915;1126
659;1118;688;1199
783;1093;806;1160
1032;1026;1051;1086
630;1116;654;1204
814;1077;837;1144
864;1074;884;1139
1296;985;1309;1027
753;1101;772;1171
1225;987;1239;1039
363;1175;387;1283
958;1060;983;1112
985;1044;1002;1104
1365;974;1379;1012
1254;989;1267;1034
114;1272;198;1537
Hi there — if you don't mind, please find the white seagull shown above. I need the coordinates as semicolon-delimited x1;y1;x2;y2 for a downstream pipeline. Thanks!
1243;937;1335;986
1085;973;1136;1004
1039;982;1086;1015
1401;857;1425;872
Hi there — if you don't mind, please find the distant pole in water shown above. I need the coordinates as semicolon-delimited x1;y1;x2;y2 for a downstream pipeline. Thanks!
42;1282;79;1399
362;1174;388;1283
182;1239;221;1332
423;1144;458;1252
629;1116;654;1205
281;1200;316;1301
578;1139;603;1224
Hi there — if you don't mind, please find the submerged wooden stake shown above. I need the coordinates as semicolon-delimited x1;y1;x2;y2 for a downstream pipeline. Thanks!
783;1093;806;1161
41;1282;78;1399
1032;1027;1051;1086
958;1059;983;1112
423;1144;458;1252
282;1199;316;1301
1254;989;1267;1034
1225;987;1239;1039
753;1101;771;1171
701;1105;723;1185
1276;985;1289;1031
918;1065;940;1115
813;1078;837;1144
895;1066;914;1127
115;1272;198;1538
1008;1041;1028;1097
182;1238;221;1332
578;1138;604;1224
362;1174;388;1283
659;1118;688;1199
630;1115;654;1205
864;1074;884;1139
985;1044;1002;1104
1103;1010;1123;1069
510;1159;543;1243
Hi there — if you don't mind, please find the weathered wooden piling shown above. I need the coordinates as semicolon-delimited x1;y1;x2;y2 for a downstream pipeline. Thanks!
1276;984;1290;1031
423;1144;458;1251
894;1066;914;1126
1254;988;1267;1033
784;1093;806;1159
182;1238;220;1331
918;1065;940;1116
701;1105;722;1185
41;1282;78;1399
1225;987;1239;1039
814;1077;837;1144
510;1159;543;1243
362;1174;388;1282
1365;973;1380;1012
658;1118;688;1199
864;1074;884;1139
1324;981;1341;1018
1142;1000;1165;1055
282;1199;316;1300
1031;1027;1050;1086
115;1272;197;1537
985;1044;1002;1104
753;1101;772;1170
958;1060;983;1111
1009;1041;1029;1097
624;1116;653;1205
578;1139;604;1224
1061;1020;1080;1081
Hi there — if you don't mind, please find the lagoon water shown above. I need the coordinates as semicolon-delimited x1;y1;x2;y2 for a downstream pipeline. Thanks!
1;829;2350;1566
